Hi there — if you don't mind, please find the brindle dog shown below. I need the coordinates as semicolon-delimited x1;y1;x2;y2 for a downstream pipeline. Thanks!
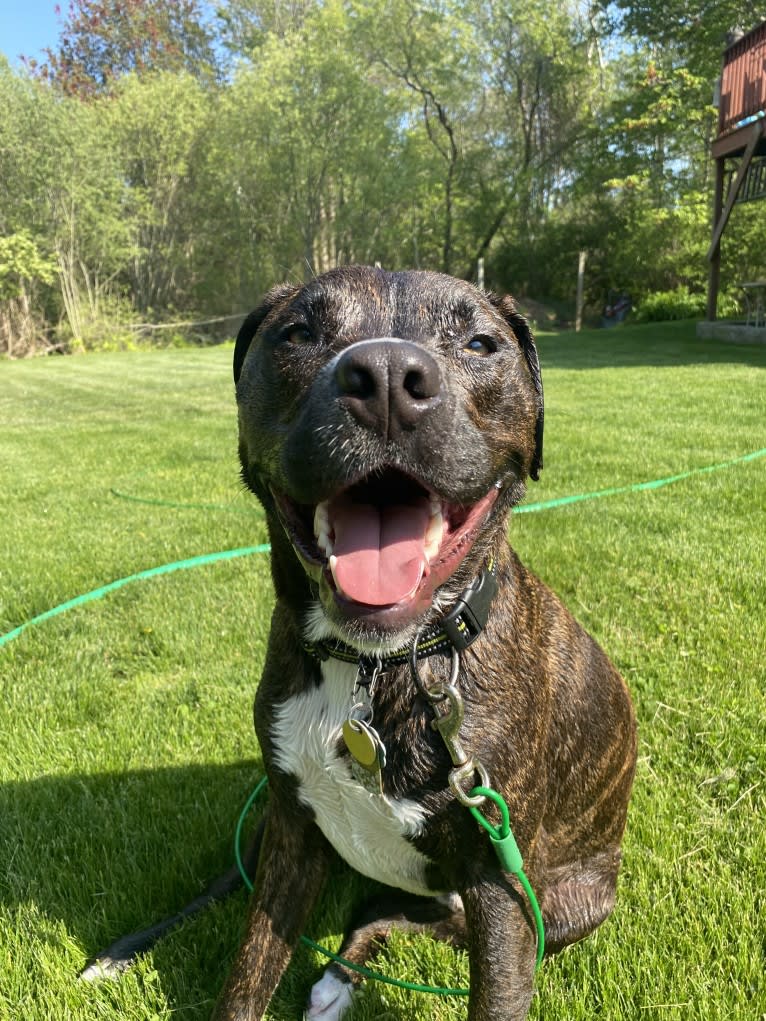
215;266;636;1020
83;266;636;1021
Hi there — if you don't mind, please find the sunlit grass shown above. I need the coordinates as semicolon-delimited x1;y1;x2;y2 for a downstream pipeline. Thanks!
1;323;764;1019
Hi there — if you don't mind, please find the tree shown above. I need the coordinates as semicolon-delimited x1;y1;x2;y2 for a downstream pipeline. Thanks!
106;71;211;313
348;0;483;275
0;232;56;356
0;58;133;351
204;1;409;288
29;0;218;98
610;0;766;79
215;0;319;53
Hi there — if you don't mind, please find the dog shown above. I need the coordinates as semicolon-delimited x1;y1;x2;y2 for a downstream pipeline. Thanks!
216;265;636;1020
84;265;636;1021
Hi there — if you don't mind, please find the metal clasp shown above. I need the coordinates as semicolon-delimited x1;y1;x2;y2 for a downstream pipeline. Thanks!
430;683;468;767
354;655;384;700
409;636;490;809
429;685;490;808
449;758;490;807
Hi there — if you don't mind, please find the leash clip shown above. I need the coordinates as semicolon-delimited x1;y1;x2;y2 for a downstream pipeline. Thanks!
429;679;490;809
430;682;468;767
354;655;384;698
449;759;490;808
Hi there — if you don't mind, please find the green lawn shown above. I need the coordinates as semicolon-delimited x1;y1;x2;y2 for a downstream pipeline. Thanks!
1;322;764;1020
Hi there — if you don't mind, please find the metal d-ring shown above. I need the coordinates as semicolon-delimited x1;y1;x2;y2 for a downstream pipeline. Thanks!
410;634;460;703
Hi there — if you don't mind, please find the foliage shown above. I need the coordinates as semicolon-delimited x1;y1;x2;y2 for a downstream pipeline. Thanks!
634;285;743;323
106;72;212;312
634;285;707;322
3;0;766;355
611;0;766;78
0;232;57;357
0;232;56;302
27;0;218;97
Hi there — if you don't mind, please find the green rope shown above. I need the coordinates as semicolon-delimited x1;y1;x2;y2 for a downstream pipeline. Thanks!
234;776;470;996
110;447;766;518
0;545;271;649
516;446;766;514
3;448;764;649
1;447;760;992
109;487;263;516
468;786;545;966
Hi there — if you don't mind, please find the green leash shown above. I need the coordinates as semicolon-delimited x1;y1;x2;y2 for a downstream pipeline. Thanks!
234;777;544;996
469;787;545;966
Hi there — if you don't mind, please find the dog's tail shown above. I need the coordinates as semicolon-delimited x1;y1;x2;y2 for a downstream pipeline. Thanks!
79;819;264;981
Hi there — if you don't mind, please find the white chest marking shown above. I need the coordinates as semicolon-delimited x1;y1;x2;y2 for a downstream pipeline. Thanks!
271;660;434;896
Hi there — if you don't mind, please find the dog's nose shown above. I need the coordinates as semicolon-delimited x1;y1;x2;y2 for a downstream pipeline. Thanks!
335;339;442;439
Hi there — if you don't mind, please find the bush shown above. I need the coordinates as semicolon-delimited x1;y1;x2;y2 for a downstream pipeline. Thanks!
55;288;143;353
634;286;706;323
634;286;744;323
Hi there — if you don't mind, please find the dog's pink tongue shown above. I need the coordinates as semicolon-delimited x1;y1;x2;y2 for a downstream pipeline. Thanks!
331;502;430;606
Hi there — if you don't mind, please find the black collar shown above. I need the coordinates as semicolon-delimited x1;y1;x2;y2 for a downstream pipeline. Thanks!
302;558;498;674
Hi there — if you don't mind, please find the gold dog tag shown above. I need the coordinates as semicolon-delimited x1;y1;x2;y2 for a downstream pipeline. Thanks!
342;718;386;772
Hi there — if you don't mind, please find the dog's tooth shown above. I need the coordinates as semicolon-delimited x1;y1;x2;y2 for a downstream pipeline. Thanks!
426;508;443;543
424;509;444;563
317;529;333;557
313;501;330;539
329;554;339;587
425;538;440;562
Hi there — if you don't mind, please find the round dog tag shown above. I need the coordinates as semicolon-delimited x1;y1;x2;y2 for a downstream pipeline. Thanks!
342;719;381;770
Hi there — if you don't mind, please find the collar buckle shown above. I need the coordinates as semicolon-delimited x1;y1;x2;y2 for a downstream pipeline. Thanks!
441;566;498;651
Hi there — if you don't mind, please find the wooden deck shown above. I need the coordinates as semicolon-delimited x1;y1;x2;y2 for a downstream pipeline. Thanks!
717;22;766;146
706;22;766;320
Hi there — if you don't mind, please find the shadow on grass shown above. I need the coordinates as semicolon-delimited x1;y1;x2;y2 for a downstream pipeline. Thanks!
3;760;260;934
537;320;766;369
2;760;370;1018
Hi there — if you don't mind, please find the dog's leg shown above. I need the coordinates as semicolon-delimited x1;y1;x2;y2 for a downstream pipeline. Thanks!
306;891;467;1021
213;802;332;1021
540;847;624;954
460;875;537;1021
80;820;265;981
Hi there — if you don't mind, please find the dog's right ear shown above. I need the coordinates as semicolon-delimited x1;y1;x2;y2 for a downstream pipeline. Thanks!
488;293;544;481
233;284;299;384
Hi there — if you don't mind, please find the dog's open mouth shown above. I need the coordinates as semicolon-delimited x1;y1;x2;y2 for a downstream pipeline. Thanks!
272;469;499;619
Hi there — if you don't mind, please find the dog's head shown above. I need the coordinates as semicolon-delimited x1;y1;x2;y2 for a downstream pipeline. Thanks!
234;266;543;647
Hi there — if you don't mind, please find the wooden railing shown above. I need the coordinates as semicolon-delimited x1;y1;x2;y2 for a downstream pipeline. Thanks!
718;22;766;137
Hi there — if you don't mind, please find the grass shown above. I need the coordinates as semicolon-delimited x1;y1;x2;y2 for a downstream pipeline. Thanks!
1;320;765;1021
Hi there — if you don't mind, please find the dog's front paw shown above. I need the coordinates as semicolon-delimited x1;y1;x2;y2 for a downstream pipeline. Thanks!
305;964;355;1021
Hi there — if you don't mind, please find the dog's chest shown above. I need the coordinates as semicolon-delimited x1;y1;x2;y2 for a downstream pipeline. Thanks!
270;660;434;896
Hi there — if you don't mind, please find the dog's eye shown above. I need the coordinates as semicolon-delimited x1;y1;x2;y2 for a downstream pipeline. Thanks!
464;335;497;356
285;325;314;345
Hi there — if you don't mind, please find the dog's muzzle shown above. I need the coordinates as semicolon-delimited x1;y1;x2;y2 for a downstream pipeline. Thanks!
270;338;503;630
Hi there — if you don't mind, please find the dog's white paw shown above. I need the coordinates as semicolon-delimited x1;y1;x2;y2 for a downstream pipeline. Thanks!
305;966;355;1021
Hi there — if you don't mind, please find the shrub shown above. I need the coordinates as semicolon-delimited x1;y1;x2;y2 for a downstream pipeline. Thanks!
634;286;706;323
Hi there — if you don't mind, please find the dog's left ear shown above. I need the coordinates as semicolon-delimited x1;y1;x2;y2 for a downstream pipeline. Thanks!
233;284;299;384
489;293;544;481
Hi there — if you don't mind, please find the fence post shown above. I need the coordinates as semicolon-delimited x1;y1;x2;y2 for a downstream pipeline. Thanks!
576;250;587;332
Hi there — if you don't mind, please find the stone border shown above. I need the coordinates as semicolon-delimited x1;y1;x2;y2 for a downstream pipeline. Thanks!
696;321;766;344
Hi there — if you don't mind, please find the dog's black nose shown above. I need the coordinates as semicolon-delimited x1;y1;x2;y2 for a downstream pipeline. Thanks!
335;339;442;440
